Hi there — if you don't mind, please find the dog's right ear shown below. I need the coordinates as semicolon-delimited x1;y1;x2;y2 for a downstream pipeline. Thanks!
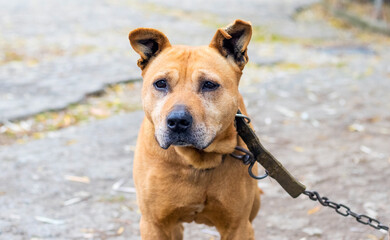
129;28;171;70
209;19;252;70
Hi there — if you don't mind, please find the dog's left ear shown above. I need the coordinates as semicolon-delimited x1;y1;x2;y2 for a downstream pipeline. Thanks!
129;28;171;70
209;19;252;70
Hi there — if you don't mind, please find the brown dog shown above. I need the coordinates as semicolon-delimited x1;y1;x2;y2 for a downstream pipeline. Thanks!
129;19;261;239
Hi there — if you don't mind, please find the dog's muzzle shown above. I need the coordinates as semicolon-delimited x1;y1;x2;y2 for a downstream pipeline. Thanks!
164;106;194;148
156;105;210;150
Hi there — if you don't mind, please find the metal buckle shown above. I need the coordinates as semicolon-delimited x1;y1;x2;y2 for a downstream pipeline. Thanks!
248;161;269;180
230;146;268;180
235;113;251;123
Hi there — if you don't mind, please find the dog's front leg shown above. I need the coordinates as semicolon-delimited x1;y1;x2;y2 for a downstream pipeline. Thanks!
219;220;255;240
140;217;170;240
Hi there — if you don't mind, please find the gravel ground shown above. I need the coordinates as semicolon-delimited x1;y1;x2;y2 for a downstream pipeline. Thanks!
1;0;390;239
0;0;213;121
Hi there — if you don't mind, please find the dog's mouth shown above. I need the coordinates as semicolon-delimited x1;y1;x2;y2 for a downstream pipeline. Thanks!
159;136;202;150
172;140;191;147
156;132;213;150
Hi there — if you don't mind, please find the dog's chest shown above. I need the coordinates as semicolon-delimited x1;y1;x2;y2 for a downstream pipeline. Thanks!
179;203;208;223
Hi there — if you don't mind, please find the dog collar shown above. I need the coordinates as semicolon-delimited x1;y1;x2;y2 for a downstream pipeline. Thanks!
232;109;306;198
187;154;227;171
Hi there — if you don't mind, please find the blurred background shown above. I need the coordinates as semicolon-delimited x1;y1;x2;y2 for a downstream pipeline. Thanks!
0;0;389;239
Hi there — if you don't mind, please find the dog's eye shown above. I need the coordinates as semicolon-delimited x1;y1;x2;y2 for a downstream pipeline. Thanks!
154;79;167;90
202;81;220;91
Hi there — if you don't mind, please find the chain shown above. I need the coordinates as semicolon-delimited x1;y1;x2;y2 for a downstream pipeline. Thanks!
233;112;389;233
303;190;389;232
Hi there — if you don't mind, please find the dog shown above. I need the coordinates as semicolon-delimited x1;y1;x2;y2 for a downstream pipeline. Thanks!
129;19;261;240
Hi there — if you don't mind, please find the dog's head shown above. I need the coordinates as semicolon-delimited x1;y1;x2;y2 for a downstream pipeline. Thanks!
129;20;252;151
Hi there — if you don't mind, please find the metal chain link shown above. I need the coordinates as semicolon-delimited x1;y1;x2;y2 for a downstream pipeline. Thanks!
303;190;389;232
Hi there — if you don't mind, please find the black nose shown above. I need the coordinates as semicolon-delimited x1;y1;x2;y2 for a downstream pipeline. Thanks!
167;106;192;133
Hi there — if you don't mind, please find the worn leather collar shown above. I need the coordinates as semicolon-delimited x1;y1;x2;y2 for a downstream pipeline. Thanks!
233;109;306;198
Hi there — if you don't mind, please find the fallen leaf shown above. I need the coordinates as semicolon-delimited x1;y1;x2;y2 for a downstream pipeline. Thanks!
26;59;39;66
348;123;365;132
111;85;123;94
89;107;110;118
66;139;78;145
367;116;381;123
366;234;379;240
364;67;374;77
116;226;124;235
307;206;321;215
293;146;305;153
64;175;90;184
65;114;75;126
32;132;45;139
16;139;26;144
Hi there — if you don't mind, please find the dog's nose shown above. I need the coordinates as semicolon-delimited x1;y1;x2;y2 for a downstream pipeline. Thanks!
167;106;192;133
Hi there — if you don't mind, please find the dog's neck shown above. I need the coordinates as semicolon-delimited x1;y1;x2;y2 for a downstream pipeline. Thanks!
173;123;237;169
